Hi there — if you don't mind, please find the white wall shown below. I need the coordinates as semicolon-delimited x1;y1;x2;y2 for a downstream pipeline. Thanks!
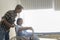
54;0;60;10
0;0;17;20
0;0;18;39
20;0;52;10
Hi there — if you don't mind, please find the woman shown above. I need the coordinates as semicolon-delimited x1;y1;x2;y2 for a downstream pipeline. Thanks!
15;18;39;40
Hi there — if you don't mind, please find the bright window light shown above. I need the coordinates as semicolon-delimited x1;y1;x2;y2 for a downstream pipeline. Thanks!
20;9;60;33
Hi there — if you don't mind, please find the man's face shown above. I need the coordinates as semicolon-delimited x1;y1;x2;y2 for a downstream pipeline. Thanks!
16;9;22;13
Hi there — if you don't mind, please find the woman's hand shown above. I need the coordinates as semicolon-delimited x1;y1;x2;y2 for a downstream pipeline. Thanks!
28;27;33;30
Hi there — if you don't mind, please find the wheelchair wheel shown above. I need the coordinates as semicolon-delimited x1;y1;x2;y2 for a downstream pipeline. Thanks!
10;28;34;40
10;36;27;40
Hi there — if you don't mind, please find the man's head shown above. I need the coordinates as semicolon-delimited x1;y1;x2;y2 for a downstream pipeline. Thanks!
15;4;23;13
17;18;23;25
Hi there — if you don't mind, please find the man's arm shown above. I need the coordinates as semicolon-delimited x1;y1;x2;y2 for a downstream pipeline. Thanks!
1;18;14;27
1;11;14;27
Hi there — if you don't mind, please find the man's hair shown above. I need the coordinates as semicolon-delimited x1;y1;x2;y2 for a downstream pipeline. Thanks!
15;4;23;10
17;18;23;25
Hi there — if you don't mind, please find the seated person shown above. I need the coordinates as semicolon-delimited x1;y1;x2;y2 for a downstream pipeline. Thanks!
15;18;39;40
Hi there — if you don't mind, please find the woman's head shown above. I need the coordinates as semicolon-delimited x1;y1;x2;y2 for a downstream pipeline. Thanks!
17;18;23;25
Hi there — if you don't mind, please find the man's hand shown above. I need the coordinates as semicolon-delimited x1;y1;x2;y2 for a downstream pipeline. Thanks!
11;24;15;27
1;19;12;27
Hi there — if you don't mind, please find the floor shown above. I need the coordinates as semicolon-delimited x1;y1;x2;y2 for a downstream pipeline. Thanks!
10;28;58;40
39;38;57;40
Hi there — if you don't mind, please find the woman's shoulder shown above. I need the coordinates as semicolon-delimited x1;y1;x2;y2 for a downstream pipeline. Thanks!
15;25;19;27
15;25;22;28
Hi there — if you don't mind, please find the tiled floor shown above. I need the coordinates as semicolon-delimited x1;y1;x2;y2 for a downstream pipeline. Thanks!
10;28;57;40
39;38;57;40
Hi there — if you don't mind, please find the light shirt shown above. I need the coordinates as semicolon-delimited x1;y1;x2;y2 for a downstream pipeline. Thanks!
15;25;27;36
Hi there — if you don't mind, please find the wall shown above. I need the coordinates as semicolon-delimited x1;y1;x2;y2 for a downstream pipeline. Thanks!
20;0;52;10
54;0;60;10
0;0;18;20
0;0;18;39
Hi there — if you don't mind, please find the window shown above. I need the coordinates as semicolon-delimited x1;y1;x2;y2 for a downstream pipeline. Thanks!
20;9;60;33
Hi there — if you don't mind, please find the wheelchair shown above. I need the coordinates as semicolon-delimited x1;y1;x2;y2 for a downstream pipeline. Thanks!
10;29;34;40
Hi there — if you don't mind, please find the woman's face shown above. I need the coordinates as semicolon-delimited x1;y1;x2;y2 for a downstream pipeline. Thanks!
18;20;23;25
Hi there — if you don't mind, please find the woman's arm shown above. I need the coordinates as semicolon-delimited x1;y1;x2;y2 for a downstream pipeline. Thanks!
18;27;33;31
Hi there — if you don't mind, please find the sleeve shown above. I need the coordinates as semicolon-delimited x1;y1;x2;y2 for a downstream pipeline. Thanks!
15;25;20;32
2;11;15;24
15;25;22;32
2;11;11;20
